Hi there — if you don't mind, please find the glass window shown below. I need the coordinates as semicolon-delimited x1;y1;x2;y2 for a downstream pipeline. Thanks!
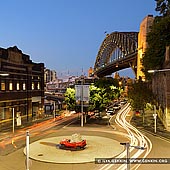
38;82;40;90
32;82;34;90
9;82;13;90
0;107;5;119
23;83;26;90
1;82;5;90
17;83;20;90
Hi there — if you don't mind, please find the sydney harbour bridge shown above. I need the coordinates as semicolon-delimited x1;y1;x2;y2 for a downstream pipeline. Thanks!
94;32;138;77
93;15;154;79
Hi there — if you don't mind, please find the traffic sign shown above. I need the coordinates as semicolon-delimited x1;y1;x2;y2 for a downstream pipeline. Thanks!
75;85;89;102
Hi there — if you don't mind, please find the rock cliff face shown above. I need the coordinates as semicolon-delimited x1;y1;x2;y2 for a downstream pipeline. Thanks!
152;46;170;131
165;46;170;65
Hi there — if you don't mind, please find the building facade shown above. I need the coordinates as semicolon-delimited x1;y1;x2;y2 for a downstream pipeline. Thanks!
0;46;44;128
44;68;57;83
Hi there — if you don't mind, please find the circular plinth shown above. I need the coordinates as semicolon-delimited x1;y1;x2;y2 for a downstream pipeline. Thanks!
24;136;124;163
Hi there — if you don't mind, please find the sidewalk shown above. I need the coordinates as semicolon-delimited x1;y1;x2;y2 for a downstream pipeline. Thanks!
0;109;67;134
131;110;170;140
2;109;170;141
0;115;53;134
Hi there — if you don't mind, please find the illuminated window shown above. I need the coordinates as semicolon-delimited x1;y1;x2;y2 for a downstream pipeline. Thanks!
17;83;20;90
23;83;26;90
9;83;13;90
32;82;34;90
1;82;5;90
38;82;40;90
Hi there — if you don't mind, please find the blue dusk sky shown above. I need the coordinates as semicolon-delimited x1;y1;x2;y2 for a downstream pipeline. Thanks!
0;0;158;78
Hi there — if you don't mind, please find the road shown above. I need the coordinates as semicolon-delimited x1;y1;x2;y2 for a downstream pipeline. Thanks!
96;104;152;170
0;114;78;155
0;105;170;170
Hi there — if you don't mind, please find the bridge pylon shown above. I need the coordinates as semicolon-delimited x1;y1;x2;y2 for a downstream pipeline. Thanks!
137;15;154;81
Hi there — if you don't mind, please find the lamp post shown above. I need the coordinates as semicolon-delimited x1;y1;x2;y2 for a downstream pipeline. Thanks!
53;101;56;121
120;142;145;170
12;108;15;133
153;105;157;133
26;130;30;170
81;78;84;127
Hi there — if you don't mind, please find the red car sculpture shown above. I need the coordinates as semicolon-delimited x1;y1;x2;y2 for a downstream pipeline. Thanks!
59;138;86;150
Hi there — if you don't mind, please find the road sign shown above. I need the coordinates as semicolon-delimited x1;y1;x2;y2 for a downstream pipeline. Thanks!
153;113;157;119
75;85;89;102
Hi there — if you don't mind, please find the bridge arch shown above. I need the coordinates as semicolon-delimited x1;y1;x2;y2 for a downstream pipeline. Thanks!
94;32;138;77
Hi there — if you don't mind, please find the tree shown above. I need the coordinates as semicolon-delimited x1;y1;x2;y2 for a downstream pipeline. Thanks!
89;78;122;111
128;78;154;114
142;15;170;79
110;85;123;99
155;0;170;16
64;77;123;112
64;87;76;110
94;77;119;88
89;84;109;111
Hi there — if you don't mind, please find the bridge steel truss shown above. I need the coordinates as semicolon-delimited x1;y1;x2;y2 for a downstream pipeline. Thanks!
94;32;138;77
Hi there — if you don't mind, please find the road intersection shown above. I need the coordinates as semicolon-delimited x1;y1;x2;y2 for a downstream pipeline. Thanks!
0;104;170;170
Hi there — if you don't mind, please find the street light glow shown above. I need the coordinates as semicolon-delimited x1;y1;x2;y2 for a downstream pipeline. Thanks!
0;73;9;76
148;68;170;73
148;70;155;73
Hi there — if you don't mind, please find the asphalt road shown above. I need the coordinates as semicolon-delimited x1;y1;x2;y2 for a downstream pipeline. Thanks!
1;107;170;170
137;132;170;170
0;116;127;170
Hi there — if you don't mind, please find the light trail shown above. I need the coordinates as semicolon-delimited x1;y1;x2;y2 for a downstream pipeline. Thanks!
0;114;78;149
97;103;152;170
0;106;152;170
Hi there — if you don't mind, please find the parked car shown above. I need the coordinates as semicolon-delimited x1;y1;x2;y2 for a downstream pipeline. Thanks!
135;111;140;116
113;104;121;110
106;108;115;115
120;100;127;105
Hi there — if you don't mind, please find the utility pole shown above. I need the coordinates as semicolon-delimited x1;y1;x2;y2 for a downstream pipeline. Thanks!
153;105;157;133
75;76;89;127
12;108;15;133
126;143;130;170
81;79;84;127
53;101;56;121
120;142;145;170
26;131;30;170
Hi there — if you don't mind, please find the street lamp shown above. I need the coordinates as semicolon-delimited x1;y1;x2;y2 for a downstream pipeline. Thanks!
26;130;30;170
120;142;145;170
53;101;56;121
148;68;170;73
12;108;15;133
153;105;157;133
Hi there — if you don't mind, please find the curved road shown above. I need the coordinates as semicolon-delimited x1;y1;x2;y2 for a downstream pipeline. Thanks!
97;103;152;170
0;104;154;170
